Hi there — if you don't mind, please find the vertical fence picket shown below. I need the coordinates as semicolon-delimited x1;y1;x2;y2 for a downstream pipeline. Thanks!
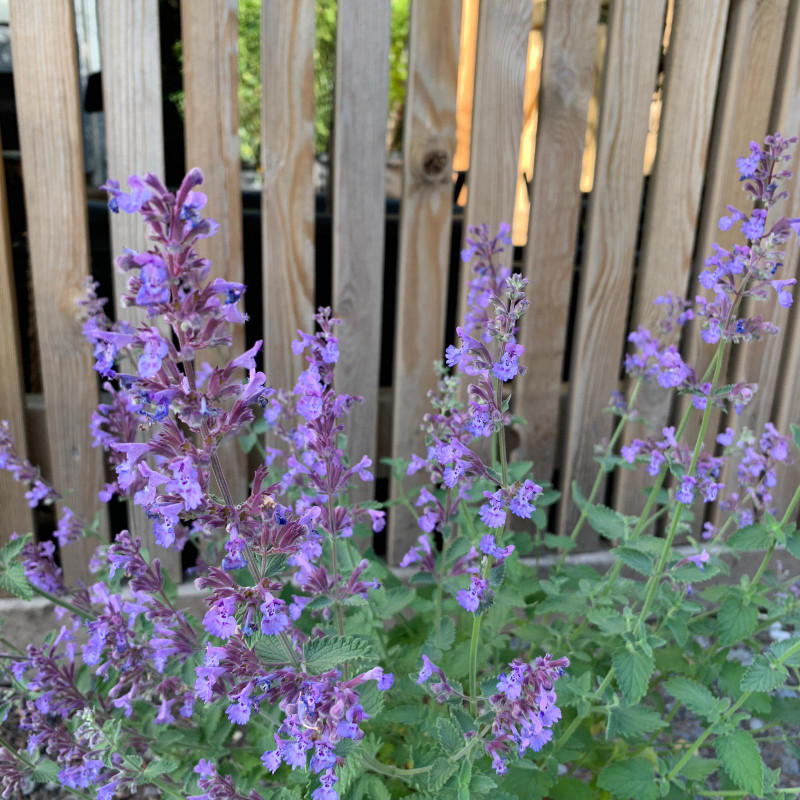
768;0;800;522
98;0;181;578
0;129;34;547
728;0;800;439
459;0;530;312
261;0;316;395
676;0;789;446
387;0;462;564
558;0;666;539
10;0;107;584
332;0;391;498
181;0;249;504
98;0;164;327
514;0;599;486
613;0;730;517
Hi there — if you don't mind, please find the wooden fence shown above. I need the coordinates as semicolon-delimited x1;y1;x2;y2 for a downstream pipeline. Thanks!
2;0;800;586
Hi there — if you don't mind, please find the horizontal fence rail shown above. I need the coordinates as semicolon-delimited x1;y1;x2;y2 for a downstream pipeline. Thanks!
1;0;800;584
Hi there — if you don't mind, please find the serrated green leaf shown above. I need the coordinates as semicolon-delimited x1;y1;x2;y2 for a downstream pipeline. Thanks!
426;617;456;652
786;531;800;560
357;681;385;717
373;586;415;619
333;738;360;759
718;596;758;646
680;757;718;781
469;773;497;796
262;553;288;578
0;533;31;564
612;546;654;575
427;757;458;792
543;534;576;551
254;636;292;666
727;524;771;551
0;562;32;600
142;758;180;780
303;635;376;674
740;655;789;692
607;705;666;740
31;758;60;784
306;594;333;610
586;505;627;541
612;648;655;704
770;636;800;666
436;717;464;752
663;678;719;720
597;757;657;800
715;730;764;796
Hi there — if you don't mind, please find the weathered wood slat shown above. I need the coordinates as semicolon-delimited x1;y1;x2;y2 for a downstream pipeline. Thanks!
98;0;164;327
514;0;600;486
261;0;316;394
332;0;391;498
458;0;530;317
558;0;666;538
182;0;249;506
387;0;462;564
766;0;800;523
0;128;34;546
613;0;730;517
676;0;789;445
10;0;108;584
98;0;181;579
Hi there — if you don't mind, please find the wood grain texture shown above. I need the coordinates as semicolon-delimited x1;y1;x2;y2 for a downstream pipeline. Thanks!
98;0;164;326
0;128;34;546
332;0;391;499
763;0;800;522
98;0;180;579
10;0;108;584
261;0;316;393
387;0;461;564
557;0;666;538
457;0;530;323
514;0;600;486
181;0;249;505
613;0;730;517
676;0;789;444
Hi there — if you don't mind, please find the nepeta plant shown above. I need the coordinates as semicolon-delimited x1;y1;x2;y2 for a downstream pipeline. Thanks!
0;134;799;800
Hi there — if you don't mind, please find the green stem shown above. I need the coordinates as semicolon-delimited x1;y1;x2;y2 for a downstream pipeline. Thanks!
636;342;725;628
667;637;800;781
361;752;434;779
468;612;482;717
31;585;94;621
552;670;614;753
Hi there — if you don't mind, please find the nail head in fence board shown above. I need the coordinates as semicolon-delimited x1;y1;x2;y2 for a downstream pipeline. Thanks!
10;0;108;584
0;130;34;547
387;0;462;564
182;0;249;505
613;0;729;517
763;0;800;521
458;0;531;324
261;0;316;393
98;0;164;328
557;0;666;539
332;0;391;499
676;0;789;448
514;0;600;486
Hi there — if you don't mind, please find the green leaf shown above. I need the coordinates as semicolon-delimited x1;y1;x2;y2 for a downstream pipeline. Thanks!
32;758;60;784
791;423;800;453
597;757;658;800
303;635;376;674
549;776;595;800
607;705;666;740
0;533;31;564
0;562;32;600
437;716;464;752
727;524;771;551
356;681;384;717
426;617;456;652
469;773;497;796
718;596;758;646
770;636;800;666
142;758;180;780
680;757;718;781
715;730;764;797
612;546;654;576
612;648;655;704
373;586;415;619
262;554;288;578
663;678;719;720
543;534;576;551
255;636;292;666
740;655;789;692
239;431;257;453
786;530;800;561
587;505;627;541
427;757;458;792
